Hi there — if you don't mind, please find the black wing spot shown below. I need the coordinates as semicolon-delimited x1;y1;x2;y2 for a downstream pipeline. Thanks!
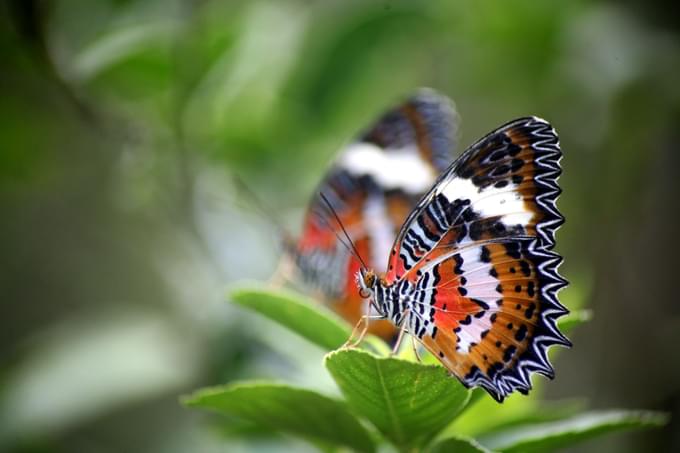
464;365;480;380
524;303;536;319
505;242;522;259
519;260;531;276
488;361;504;379
527;281;535;297
503;345;517;362
510;158;524;172
469;221;483;241
453;254;464;274
460;166;475;179
489;149;507;162
457;223;468;241
462;206;477;223
508;143;522;156
480;246;491;263
473;298;490;310
490;164;510;177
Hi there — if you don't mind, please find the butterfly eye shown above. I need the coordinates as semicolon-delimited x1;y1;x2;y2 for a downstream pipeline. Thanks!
365;271;376;287
359;287;371;299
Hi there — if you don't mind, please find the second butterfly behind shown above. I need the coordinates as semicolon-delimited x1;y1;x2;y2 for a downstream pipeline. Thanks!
288;89;460;341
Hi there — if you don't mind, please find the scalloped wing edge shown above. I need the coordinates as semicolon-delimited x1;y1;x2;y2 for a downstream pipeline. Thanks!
460;238;570;402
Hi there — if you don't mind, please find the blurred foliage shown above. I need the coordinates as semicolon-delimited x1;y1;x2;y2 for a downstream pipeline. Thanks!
2;0;680;451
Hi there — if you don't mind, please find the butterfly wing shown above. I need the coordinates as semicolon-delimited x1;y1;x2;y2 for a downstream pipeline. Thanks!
294;89;459;339
384;116;568;400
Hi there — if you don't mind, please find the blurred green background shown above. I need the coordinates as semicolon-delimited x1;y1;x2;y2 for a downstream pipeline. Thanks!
1;0;679;451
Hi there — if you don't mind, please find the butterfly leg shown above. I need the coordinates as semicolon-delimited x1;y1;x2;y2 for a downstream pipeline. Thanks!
343;316;367;349
342;314;384;348
390;309;410;356
411;334;423;363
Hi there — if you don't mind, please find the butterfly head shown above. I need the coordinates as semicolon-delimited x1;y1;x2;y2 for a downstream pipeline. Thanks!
357;268;378;299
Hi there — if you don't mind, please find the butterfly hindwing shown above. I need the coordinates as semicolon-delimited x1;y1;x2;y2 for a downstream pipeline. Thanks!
412;238;568;401
293;90;459;339
381;116;568;400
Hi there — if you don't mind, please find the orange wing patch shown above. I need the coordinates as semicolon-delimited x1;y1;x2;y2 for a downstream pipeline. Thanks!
412;238;568;401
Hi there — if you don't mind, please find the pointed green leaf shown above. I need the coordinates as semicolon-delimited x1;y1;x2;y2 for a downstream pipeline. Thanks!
447;395;587;439
477;410;668;452
557;309;592;334
325;349;470;450
429;436;494;453
229;286;351;350
182;381;375;453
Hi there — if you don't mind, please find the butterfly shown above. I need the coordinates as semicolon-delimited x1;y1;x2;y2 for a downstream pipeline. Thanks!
355;116;570;401
289;89;460;341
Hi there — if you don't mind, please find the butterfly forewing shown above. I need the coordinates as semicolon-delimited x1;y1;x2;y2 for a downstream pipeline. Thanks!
293;89;459;340
381;116;569;401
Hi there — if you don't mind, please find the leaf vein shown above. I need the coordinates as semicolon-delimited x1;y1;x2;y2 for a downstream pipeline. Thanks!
375;360;405;444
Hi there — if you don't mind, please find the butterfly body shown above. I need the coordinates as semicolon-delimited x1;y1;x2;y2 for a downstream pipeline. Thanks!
357;116;570;402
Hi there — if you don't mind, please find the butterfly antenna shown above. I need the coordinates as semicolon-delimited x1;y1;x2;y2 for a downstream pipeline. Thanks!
314;213;359;261
319;192;368;270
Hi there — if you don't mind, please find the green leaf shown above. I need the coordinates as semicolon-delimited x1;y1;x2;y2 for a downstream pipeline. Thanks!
557;309;592;334
444;389;541;439
229;286;351;350
325;349;470;450
429;436;494;453
182;381;375;453
468;398;587;438
477;410;668;452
